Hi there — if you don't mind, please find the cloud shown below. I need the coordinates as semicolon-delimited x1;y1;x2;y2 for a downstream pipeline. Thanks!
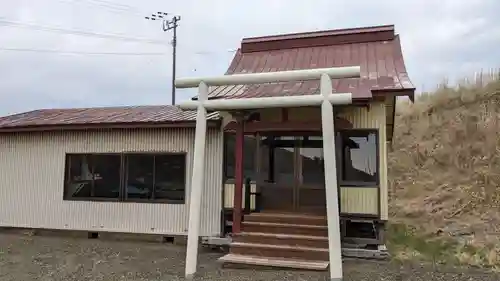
0;0;499;115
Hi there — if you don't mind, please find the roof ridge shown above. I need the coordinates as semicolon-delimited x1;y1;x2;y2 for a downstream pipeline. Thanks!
242;24;395;43
241;24;395;53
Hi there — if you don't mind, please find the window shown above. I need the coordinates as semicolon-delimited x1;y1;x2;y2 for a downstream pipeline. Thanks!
125;154;154;199
154;154;186;201
93;155;121;198
64;153;186;203
65;154;121;199
224;133;257;181
337;130;378;186
124;154;186;202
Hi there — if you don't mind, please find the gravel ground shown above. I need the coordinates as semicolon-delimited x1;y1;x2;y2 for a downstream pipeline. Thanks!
0;231;498;281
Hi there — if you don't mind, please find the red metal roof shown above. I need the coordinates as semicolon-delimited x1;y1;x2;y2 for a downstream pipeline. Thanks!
0;105;220;131
208;25;414;100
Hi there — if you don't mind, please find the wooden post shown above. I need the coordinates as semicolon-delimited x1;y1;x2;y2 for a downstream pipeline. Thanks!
232;114;245;234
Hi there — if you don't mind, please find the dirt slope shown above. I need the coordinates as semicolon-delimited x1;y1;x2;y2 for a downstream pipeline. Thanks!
388;77;500;267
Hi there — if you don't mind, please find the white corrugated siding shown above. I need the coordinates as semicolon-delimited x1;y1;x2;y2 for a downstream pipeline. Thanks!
0;128;223;236
339;102;388;220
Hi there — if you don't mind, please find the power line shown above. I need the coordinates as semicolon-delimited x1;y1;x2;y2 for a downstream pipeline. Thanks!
192;49;238;55
55;0;143;17
0;47;167;56
0;46;237;57
0;18;169;45
78;0;140;11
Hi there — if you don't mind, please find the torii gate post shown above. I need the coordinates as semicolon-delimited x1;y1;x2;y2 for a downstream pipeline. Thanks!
176;66;360;281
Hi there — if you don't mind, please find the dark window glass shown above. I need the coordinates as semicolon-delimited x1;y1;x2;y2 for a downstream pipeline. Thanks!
225;134;235;179
64;153;186;203
224;134;256;181
260;137;271;182
273;137;295;184
92;155;121;198
65;154;120;199
339;131;378;184
154;154;186;202
125;154;154;199
65;154;93;198
300;136;325;185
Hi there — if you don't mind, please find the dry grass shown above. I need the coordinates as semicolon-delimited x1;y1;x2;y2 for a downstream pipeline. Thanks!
388;70;500;269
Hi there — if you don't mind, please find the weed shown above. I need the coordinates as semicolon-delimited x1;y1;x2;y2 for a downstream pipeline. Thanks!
389;73;500;268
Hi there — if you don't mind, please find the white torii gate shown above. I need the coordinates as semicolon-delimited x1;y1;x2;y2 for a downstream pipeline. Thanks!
176;66;361;281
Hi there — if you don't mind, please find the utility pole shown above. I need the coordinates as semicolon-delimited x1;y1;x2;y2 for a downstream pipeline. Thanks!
145;12;181;105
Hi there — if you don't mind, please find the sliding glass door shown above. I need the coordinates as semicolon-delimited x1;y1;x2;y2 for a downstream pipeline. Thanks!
296;136;326;213
258;135;326;213
259;136;296;211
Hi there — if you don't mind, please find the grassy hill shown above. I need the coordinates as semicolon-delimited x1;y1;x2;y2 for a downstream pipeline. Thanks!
387;72;500;269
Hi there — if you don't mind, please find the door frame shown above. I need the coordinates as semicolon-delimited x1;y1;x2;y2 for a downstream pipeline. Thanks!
257;134;326;212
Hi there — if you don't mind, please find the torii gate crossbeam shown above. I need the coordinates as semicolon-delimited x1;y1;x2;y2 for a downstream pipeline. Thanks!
176;66;361;281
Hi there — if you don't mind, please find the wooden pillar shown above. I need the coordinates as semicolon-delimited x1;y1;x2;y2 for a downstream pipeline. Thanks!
232;115;245;233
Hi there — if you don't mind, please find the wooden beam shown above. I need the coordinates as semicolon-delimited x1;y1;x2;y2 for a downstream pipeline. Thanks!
224;118;353;133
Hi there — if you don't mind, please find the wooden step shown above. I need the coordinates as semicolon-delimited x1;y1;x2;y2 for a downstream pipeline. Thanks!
218;253;329;270
242;221;328;237
244;212;327;226
230;242;329;261
233;232;329;248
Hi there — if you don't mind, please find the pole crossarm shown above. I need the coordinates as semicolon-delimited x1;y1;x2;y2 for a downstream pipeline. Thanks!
175;66;360;88
179;66;361;281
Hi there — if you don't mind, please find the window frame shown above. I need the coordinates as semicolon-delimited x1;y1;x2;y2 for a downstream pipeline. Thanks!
123;152;187;204
336;129;380;187
63;151;187;204
63;153;123;202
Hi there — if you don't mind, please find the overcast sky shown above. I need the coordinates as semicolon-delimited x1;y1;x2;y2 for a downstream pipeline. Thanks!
0;0;499;116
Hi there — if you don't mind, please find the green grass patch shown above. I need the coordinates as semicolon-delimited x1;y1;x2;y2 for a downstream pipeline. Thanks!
387;224;500;269
386;223;460;264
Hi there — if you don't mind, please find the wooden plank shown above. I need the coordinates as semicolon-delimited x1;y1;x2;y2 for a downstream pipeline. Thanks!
219;254;329;270
249;212;326;219
341;248;390;260
231;242;329;252
238;232;328;241
243;221;327;229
